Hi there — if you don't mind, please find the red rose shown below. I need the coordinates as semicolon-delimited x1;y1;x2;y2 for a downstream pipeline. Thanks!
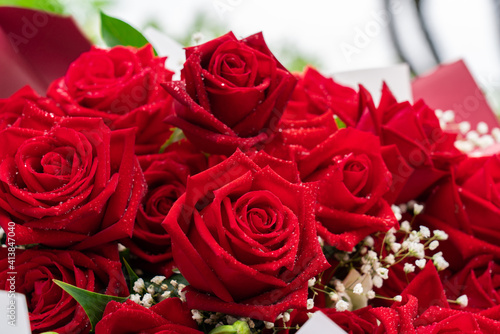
297;127;398;251
163;32;297;155
371;262;500;333
121;143;207;275
162;150;329;321
282;66;358;125
356;84;464;202
443;254;500;310
95;298;202;334
48;44;175;155
0;86;64;130
0;116;146;249
424;154;500;247
0;245;128;334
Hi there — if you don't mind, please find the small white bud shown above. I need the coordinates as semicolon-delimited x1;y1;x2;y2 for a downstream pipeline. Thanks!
492;128;500;142
264;321;275;329
377;268;389;279
160;283;169;291
147;285;156;295
353;283;363;295
307;298;314;310
133;278;145;293
418;225;430;238
191;310;203;324
367;290;376;299
414;204;424;215
361;263;372;274
129;294;141;304
477;122;489;134
308;277;316;287
400;220;411;233
466;130;480;143
404;263;415;273
142;293;154;307
458;121;471;134
415;259;426;269
393;295;402;302
160;290;171;300
335;300;349;312
433;253;450;271
390;243;401;254
433;230;449;240
457;295;468;308
373;275;383;288
429;240;439;251
360;246;368;255
384;254;395;265
170;280;178;288
367;250;378;261
364;236;374;247
283;312;291;323
442;110;455;123
151;276;166;285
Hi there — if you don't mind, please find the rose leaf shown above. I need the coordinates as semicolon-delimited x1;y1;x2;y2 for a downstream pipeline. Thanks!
100;11;157;55
53;279;128;331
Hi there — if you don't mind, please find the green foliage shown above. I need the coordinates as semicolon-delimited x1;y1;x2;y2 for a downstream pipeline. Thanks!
53;280;128;331
100;11;156;53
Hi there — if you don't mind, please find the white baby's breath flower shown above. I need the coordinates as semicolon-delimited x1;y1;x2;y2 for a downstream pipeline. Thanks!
393;295;402;302
191;310;203;324
329;292;339;302
264;321;275;329
404;263;415;273
391;205;402;221
377;268;389;279
151;276;166;285
457;295;468;308
429;240;439;251
413;204;424;215
367;290;376;299
400;220;411;233
308;277;316;287
129;294;141;304
373;275;383;288
364;236;374;247
415;259;426;269
147;285;156;295
160;290;171;300
361;263;372;274
367;250;378;261
433;252;450;271
283;312;291;323
307;298;314;310
433;230;449;240
418;225;430;238
353;283;364;295
133;278;145;293
142;293;154;307
335;300;349;312
384;254;395;265
390;242;401;254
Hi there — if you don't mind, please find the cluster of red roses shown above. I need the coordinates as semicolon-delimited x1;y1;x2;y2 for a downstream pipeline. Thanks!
1;31;500;333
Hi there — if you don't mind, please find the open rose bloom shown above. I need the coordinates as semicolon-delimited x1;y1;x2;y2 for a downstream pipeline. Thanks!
1;9;500;332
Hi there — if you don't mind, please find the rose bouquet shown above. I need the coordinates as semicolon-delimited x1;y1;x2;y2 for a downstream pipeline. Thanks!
1;7;500;334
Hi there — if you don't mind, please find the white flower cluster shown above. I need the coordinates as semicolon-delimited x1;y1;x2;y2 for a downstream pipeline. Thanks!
436;108;500;153
129;275;185;307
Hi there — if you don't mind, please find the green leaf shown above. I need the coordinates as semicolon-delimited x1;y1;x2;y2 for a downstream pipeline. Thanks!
208;321;251;334
100;11;156;54
159;128;185;153
53;279;128;331
122;257;139;292
334;115;346;129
